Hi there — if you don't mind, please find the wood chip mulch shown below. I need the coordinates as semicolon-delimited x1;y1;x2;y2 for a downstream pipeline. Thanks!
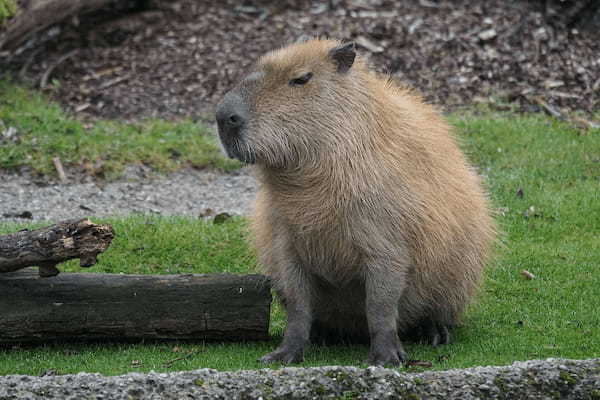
2;0;599;122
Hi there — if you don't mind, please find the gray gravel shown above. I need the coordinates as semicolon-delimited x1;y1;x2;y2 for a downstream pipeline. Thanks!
0;358;598;399
0;167;258;222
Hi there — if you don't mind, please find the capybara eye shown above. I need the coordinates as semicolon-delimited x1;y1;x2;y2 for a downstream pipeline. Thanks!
289;72;313;86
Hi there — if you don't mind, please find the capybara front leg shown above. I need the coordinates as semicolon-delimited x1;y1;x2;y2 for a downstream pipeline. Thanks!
260;266;313;364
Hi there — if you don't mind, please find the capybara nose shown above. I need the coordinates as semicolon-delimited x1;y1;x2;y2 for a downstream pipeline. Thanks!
216;93;248;139
227;113;244;128
216;110;244;133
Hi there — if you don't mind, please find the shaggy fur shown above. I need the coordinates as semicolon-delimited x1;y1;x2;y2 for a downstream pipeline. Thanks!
216;38;496;365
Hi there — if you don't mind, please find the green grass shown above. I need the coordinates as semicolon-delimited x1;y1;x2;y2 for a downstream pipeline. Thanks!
1;108;599;375
0;80;240;179
447;112;600;367
0;0;16;23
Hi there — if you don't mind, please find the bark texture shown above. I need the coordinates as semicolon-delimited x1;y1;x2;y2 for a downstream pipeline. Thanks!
0;0;116;50
0;269;271;343
0;218;114;277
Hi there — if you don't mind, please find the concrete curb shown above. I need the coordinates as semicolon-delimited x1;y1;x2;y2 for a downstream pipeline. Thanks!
1;358;599;399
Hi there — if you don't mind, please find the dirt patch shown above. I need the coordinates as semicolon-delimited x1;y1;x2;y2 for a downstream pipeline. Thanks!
2;0;599;121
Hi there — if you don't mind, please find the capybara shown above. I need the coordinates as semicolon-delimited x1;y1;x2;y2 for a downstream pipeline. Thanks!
215;38;495;366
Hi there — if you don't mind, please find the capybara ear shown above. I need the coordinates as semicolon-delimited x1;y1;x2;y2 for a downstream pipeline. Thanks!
329;42;356;74
295;34;312;43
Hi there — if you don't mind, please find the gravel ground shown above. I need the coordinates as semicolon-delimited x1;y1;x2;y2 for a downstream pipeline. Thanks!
0;358;598;400
0;166;258;223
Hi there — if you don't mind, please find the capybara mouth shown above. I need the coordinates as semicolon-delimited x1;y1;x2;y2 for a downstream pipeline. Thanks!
232;147;257;164
220;136;257;164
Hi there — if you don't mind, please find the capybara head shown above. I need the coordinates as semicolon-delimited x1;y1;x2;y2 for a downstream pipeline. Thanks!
216;39;370;168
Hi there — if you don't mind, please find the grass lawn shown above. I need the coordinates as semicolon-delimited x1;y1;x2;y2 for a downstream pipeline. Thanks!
0;80;240;178
0;83;599;375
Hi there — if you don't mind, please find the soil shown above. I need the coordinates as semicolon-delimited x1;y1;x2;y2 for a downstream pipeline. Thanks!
1;0;599;121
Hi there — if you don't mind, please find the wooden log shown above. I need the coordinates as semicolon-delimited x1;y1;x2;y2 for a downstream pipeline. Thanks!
0;268;272;343
0;218;114;277
0;0;118;50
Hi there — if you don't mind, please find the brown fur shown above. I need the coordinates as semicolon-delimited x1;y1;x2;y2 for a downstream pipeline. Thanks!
218;38;496;362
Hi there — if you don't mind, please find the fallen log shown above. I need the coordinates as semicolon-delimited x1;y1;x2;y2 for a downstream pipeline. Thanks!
0;269;272;343
0;0;118;51
0;218;114;277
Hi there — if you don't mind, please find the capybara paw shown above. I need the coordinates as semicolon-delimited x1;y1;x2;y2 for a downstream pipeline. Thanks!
367;344;407;367
427;323;451;347
259;348;304;364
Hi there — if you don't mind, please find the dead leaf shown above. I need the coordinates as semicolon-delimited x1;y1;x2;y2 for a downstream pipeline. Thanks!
570;115;600;131
521;269;536;280
75;103;91;112
39;369;58;377
543;79;565;89
497;207;509;217
199;208;215;218
478;28;497;41
2;211;33;219
516;188;524;198
523;206;540;218
79;204;94;212
407;359;433;368
1;125;19;142
437;354;450;362
213;212;232;224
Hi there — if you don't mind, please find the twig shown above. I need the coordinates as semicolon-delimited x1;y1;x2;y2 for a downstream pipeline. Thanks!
533;96;564;119
52;157;67;183
18;47;44;80
83;66;124;81
162;350;203;368
407;359;433;368
98;75;130;90
533;96;600;131
355;35;384;53
40;49;79;89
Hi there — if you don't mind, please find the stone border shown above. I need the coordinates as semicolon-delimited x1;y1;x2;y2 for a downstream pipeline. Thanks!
1;358;598;399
